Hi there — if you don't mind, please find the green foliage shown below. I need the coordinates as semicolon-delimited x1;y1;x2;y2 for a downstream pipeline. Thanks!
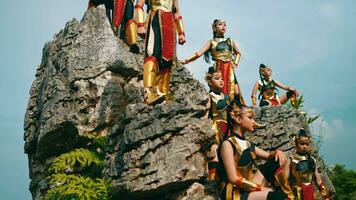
307;114;320;124
45;174;111;200
293;95;305;109
45;146;111;200
330;165;356;200
48;148;102;174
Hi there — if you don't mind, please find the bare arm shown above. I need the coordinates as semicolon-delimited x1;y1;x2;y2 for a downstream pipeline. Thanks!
232;40;241;67
181;40;211;64
251;81;260;107
314;163;329;199
221;141;262;191
255;147;287;166
275;81;295;92
173;0;185;45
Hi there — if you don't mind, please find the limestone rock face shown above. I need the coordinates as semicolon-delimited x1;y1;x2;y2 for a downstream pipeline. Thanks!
24;6;334;200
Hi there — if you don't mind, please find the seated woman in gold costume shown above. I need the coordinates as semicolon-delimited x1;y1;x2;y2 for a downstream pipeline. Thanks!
251;64;299;108
218;104;294;200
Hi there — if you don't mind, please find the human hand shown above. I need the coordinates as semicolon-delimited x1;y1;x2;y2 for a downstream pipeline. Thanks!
275;150;287;166
178;34;186;45
180;59;187;65
138;26;146;39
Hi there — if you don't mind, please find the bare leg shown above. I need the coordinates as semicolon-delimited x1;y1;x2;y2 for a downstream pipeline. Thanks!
279;94;288;104
252;170;270;186
248;188;273;200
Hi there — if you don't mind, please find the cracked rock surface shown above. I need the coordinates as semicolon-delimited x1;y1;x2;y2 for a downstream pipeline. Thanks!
24;6;334;200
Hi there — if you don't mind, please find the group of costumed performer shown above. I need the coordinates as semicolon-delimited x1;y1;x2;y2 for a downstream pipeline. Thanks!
85;3;330;198
182;19;245;106
251;64;299;108
88;0;140;53
135;0;186;105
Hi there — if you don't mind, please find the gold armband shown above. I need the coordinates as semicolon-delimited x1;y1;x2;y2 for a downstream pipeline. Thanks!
175;16;185;36
235;177;262;192
318;183;328;199
233;53;241;66
135;4;145;27
251;96;257;106
184;52;199;64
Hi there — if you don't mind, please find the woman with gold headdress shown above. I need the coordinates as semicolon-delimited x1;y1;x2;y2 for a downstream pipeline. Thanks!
182;19;245;106
217;104;295;200
251;64;299;108
135;0;186;105
88;0;140;53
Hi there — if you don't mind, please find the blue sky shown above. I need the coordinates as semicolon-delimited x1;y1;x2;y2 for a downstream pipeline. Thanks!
0;0;355;199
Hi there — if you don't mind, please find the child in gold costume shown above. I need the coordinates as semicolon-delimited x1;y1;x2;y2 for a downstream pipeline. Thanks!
205;67;230;180
288;129;329;200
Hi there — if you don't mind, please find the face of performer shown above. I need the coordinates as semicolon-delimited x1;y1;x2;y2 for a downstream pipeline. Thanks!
210;72;224;90
261;67;272;79
214;21;227;36
296;137;310;154
233;108;256;133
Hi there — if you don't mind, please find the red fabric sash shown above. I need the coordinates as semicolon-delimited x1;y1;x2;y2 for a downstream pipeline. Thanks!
302;184;314;200
113;0;126;27
160;11;175;61
218;121;229;139
270;98;280;106
218;61;232;96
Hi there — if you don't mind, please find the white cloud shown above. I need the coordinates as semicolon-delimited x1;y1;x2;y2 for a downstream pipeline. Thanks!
317;2;341;22
308;109;344;141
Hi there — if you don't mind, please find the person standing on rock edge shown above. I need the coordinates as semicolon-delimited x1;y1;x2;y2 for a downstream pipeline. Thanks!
204;67;230;181
288;129;330;200
135;0;186;105
218;104;295;200
181;19;245;106
251;64;299;108
88;0;140;53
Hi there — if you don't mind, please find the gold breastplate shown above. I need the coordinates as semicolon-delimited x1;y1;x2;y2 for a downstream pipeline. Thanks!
291;154;315;186
210;92;228;122
211;37;233;62
150;0;173;12
228;137;255;181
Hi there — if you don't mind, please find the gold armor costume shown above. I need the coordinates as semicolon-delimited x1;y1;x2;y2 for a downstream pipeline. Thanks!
218;135;261;200
257;78;280;106
136;0;185;105
208;91;229;144
210;37;243;103
290;154;329;200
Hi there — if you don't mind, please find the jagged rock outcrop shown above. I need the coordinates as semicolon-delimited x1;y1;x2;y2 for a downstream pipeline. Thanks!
24;6;334;200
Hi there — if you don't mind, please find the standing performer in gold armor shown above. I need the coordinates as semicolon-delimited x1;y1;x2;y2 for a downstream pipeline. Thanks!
135;0;186;105
182;19;245;106
218;104;295;200
289;129;329;200
88;0;139;53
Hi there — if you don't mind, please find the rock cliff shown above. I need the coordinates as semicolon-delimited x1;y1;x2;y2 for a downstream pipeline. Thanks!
24;6;334;200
